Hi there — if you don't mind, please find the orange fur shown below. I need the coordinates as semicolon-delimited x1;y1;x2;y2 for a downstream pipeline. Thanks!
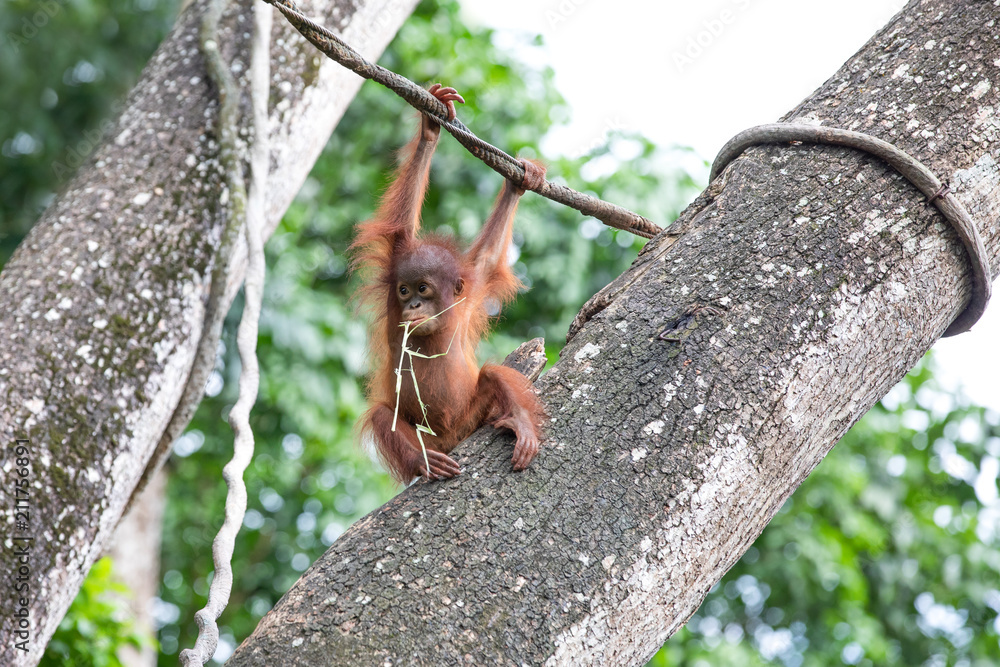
350;96;543;484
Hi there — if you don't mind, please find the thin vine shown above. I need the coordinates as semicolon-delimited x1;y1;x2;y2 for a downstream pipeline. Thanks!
392;298;465;475
179;0;271;664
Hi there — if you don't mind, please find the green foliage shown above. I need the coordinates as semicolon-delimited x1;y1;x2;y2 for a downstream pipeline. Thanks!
650;358;1000;666
0;0;181;263
158;0;700;660
41;557;153;667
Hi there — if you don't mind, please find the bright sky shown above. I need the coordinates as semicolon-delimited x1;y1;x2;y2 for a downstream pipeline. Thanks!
460;0;999;411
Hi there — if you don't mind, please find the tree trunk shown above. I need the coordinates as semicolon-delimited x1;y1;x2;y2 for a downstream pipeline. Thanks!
107;468;167;667
0;1;418;664
227;1;999;665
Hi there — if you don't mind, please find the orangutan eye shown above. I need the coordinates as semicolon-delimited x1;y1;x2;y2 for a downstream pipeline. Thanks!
399;285;408;296
418;284;428;294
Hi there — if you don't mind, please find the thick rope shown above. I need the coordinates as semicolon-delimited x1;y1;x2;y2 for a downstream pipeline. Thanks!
711;123;991;337
261;0;662;239
179;1;271;664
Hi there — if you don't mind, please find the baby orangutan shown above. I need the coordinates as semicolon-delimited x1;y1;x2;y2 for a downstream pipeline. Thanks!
352;84;546;483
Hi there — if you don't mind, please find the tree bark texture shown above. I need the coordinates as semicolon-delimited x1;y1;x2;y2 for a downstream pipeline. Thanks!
0;0;418;664
228;1;999;665
107;468;167;667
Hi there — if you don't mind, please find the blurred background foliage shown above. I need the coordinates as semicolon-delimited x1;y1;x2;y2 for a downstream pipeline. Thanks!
1;0;998;665
39;557;151;667
0;0;180;265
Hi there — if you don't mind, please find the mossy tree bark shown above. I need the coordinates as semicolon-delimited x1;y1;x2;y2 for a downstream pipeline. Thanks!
0;0;419;664
227;1;999;665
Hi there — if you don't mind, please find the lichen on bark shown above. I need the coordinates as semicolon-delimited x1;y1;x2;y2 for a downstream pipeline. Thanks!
0;1;421;665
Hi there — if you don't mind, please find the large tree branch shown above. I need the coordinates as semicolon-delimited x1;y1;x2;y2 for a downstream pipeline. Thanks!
228;1;999;664
0;0;419;664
